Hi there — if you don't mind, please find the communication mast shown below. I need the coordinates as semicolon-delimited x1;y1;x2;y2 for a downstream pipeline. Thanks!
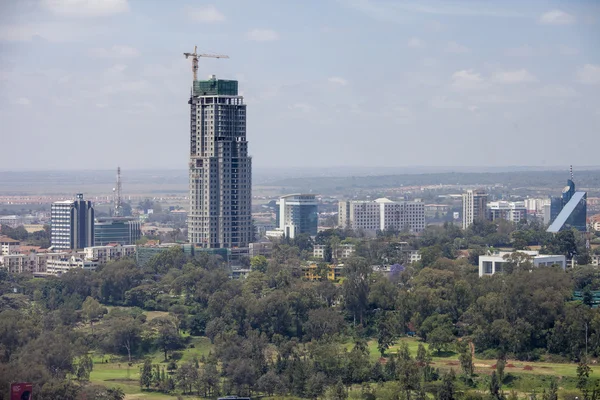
113;167;123;217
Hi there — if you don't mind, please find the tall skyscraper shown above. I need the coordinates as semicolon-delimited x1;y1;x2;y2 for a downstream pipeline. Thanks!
462;189;487;229
51;194;94;250
275;194;319;239
547;167;587;233
187;75;252;248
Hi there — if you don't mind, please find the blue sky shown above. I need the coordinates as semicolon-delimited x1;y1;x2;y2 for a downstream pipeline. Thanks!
0;0;599;170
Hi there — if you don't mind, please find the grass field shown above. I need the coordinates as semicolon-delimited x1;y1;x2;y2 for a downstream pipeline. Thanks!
88;307;595;398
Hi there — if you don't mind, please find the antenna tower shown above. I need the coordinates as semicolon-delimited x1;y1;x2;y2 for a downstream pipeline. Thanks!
570;165;574;181
114;167;123;217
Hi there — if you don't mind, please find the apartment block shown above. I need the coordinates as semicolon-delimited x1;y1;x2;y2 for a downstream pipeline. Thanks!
338;198;425;234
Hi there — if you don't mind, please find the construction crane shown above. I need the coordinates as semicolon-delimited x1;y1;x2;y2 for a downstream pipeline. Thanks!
183;45;229;81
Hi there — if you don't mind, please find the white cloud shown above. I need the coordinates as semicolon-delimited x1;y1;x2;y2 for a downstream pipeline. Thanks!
492;69;538;84
188;5;226;23
539;9;575;25
42;0;129;17
576;64;600;85
445;41;470;54
328;76;348;86
89;45;140;58
13;97;31;106
407;37;425;48
246;29;279;42
451;69;484;90
505;45;536;57
105;64;128;77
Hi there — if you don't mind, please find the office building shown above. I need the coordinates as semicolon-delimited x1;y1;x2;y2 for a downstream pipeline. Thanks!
487;201;527;223
272;194;318;239
51;194;94;250
46;255;98;276
479;250;566;277
94;217;141;246
337;198;425;234
547;169;587;233
313;243;355;260
187;75;252;249
462;189;488;229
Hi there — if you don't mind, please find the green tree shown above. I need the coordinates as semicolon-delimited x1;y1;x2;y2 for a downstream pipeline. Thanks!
577;360;591;391
377;312;397;357
76;354;94;382
326;379;348;400
155;319;182;361
489;371;502;400
140;359;153;389
82;296;106;334
438;371;456;400
458;341;474;376
342;257;371;326
497;358;506;383
250;255;268;273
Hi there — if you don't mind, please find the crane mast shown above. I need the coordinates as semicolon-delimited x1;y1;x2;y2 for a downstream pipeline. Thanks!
183;45;229;81
113;166;123;217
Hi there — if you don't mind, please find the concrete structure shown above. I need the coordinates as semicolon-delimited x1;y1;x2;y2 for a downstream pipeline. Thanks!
592;254;600;266
303;263;344;281
478;250;566;277
407;249;421;264
462;189;488;229
94;217;141;246
0;236;20;255
524;198;550;213
51;194;94;250
338;198;425;234
313;244;355;260
0;250;74;275
83;244;136;264
248;241;273;257
273;194;318;239
187;75;252;249
487;201;527;223
46;255;98;276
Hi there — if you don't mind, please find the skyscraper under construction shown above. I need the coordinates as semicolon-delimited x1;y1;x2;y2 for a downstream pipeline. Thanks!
187;75;252;248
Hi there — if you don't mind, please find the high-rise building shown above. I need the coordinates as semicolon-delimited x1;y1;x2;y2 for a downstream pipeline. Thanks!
547;171;587;233
462;189;487;229
187;75;252;248
487;201;527;223
274;194;319;239
51;194;94;250
337;198;425;234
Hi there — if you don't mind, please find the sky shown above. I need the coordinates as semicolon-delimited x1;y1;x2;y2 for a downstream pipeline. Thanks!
0;0;599;171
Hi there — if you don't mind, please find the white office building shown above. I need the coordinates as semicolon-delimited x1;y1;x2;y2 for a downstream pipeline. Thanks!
479;250;566;277
487;201;527;223
51;194;94;250
338;198;425;234
462;189;488;229
83;244;136;264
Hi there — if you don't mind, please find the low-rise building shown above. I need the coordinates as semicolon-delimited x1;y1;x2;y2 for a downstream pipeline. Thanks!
302;263;344;281
249;241;273;258
0;236;20;255
84;244;136;264
478;250;566;277
46;256;98;276
313;244;355;260
407;249;421;264
338;198;425;234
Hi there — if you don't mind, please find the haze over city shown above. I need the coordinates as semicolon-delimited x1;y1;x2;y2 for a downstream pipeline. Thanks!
1;0;599;171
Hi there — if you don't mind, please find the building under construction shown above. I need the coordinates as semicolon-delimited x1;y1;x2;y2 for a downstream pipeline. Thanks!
185;47;252;249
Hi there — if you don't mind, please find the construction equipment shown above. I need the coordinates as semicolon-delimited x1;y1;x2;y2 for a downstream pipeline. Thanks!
183;45;229;81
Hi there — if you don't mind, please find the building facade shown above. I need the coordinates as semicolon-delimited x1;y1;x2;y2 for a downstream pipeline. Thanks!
313;244;355;260
187;76;252;249
46;256;98;276
338;198;425;234
547;176;587;233
0;236;20;255
83;244;136;264
94;217;141;246
487;201;527;223
462;189;488;229
479;250;566;277
51;194;94;250
274;194;318;239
